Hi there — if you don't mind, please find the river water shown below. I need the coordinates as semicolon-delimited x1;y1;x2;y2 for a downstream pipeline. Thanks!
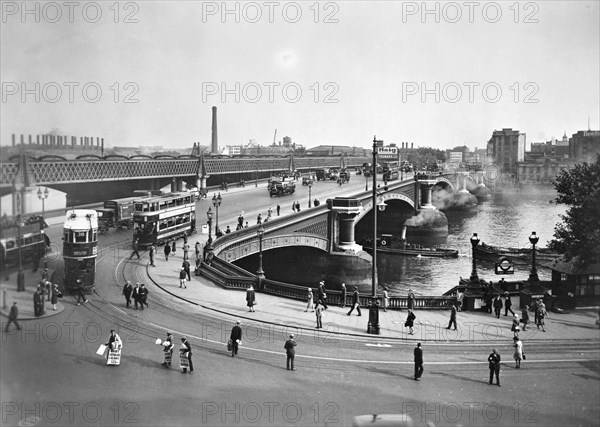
380;187;566;296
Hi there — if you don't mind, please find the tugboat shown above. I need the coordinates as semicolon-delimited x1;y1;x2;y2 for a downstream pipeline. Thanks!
361;232;458;258
474;241;560;264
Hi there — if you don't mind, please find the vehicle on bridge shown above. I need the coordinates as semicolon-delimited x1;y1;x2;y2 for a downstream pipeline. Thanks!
382;161;400;181
132;192;196;247
63;209;98;294
302;176;314;186
96;197;138;233
0;216;50;270
339;170;351;183
269;180;296;197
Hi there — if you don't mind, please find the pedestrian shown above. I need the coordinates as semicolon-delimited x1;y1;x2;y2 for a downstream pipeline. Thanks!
183;242;190;260
276;204;281;216
122;280;133;308
164;242;171;261
44;280;51;302
405;309;416;334
446;304;457;330
244;221;249;228
230;320;242;357
132;283;142;310
149;244;156;266
407;289;415;311
317;281;328;309
267;207;272;218
51;284;61;310
383;287;389;312
179;267;187;289
340;283;347;308
4;302;21;332
162;333;174;367
292;202;296;213
180;337;193;373
172;239;176;254
315;300;324;329
305;288;314;312
347;286;362;316
246;285;256;312
140;284;149;308
511;314;520;337
536;302;547;332
488;348;501;386
257;213;262;225
296;201;301;212
414;342;423;380
75;279;88;306
182;259;191;281
238;214;244;228
32;289;42;317
493;294;503;319
284;334;297;370
513;336;524;369
105;329;122;362
456;290;464;312
195;241;201;259
521;305;530;331
504;292;514;316
129;238;141;260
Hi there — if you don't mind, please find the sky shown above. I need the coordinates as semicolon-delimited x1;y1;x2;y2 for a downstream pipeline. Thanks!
1;1;599;152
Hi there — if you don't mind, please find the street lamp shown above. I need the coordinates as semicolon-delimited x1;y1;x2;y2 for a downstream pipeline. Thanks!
206;207;213;247
528;231;539;282
470;233;480;284
212;192;222;232
16;214;25;292
365;168;369;192
37;187;49;218
256;225;265;288
308;182;312;208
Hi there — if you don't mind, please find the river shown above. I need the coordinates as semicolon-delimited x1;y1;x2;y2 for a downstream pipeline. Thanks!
379;187;566;296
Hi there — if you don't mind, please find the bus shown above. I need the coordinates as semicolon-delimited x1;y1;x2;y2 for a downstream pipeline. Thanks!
132;192;196;247
96;196;138;231
63;209;98;294
0;216;49;270
382;161;400;181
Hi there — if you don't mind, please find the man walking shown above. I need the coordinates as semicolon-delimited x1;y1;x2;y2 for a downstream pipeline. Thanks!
195;241;201;260
414;342;423;380
284;334;297;370
149;244;156;267
129;238;141;260
182;259;191;281
182;242;190;261
140;284;149;308
488;349;501;386
446;304;457;330
180;337;193;373
315;300;324;329
230;320;243;357
164;242;171;261
75;279;88;306
347;286;362;316
493;294;503;319
132;283;142;310
317;281;328;309
504;292;515;316
122;281;133;308
276;204;281;216
5;302;21;331
179;267;187;289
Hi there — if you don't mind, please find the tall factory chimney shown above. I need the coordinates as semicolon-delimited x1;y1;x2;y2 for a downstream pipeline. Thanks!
211;106;218;154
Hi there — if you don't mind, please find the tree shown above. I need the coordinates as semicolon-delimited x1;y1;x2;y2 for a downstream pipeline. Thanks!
548;155;600;267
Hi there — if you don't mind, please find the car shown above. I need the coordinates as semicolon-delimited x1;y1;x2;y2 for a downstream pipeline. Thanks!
302;176;314;186
269;181;296;197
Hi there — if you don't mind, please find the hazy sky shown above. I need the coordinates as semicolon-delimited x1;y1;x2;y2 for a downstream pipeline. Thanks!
1;1;598;151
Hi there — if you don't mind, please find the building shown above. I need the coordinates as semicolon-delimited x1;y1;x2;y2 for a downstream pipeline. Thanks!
546;257;600;308
486;128;526;173
570;130;600;163
305;145;368;157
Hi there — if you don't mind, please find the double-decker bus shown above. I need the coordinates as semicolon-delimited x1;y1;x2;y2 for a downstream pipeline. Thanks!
63;209;98;294
0;216;49;270
382;161;400;181
132;192;196;247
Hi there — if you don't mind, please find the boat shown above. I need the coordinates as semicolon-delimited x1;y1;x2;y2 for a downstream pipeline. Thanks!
474;241;560;264
363;244;459;258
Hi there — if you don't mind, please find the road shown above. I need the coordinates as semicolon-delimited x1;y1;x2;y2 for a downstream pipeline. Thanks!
2;174;599;427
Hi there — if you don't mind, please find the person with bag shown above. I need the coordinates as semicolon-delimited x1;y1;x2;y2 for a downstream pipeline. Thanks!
246;285;256;312
284;334;297;371
405;309;416;335
230;320;243;357
513;336;524;369
347;286;362;316
487;348;501;386
105;330;122;363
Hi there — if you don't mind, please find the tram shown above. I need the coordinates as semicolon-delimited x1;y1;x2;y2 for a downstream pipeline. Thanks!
132;192;196;248
63;209;98;294
0;216;50;270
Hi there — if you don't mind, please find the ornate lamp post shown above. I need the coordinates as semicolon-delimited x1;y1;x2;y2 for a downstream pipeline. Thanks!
308;182;312;208
16;214;25;291
37;187;49;219
212;192;222;232
256;225;265;289
469;233;480;284
528;231;539;282
206;207;213;247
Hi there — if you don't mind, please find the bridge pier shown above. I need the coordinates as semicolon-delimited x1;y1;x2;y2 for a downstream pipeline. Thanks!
329;197;364;252
471;171;492;201
450;171;478;210
404;176;448;241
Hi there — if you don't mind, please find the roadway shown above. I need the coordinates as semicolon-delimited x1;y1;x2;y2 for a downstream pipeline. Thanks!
2;173;599;427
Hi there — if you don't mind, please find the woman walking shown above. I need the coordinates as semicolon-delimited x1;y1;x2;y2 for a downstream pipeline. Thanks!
521;306;530;331
246;285;256;312
537;303;547;332
383;287;389;312
305;288;314;312
405;309;416;335
511;314;520;338
513;336;524;369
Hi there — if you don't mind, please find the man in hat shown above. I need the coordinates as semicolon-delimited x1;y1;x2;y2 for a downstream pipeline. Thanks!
122;280;133;308
75;279;88;306
230;320;243;357
180;337;193;373
284;334;297;371
414;342;423;380
347;286;362;316
179;267;187;288
140;284;149;308
132;283;142;310
317;281;328;309
5;302;21;332
504;292;514;317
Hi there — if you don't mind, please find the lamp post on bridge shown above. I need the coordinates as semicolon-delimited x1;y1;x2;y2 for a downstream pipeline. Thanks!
212;193;222;235
528;231;539;282
37;187;49;219
16;214;25;292
469;233;480;284
308;182;312;208
256;225;265;289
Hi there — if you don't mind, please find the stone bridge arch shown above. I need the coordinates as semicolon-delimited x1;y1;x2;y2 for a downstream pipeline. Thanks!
354;193;415;224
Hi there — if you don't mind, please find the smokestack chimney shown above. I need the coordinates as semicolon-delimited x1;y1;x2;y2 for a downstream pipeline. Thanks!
411;143;414;149
211;106;218;154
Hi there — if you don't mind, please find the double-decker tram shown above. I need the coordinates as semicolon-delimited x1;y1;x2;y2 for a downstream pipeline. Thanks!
133;192;196;247
0;216;50;270
63;209;98;294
